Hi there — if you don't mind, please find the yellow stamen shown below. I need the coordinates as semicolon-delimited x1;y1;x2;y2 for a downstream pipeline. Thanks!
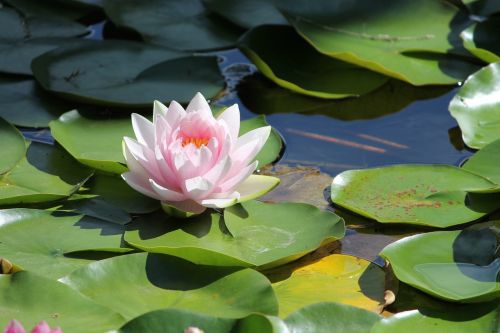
182;137;209;148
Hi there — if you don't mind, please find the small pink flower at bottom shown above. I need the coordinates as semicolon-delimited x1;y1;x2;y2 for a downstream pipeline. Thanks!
4;320;24;333
184;327;204;333
30;321;61;333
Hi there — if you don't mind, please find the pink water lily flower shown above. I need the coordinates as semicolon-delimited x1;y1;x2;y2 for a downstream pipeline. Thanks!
4;320;62;333
122;92;279;215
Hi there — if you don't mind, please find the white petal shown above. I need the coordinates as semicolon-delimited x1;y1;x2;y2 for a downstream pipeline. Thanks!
124;137;165;184
235;175;280;203
201;197;238;209
131;113;154;148
230;138;262;166
186;92;212;118
166;100;186;127
150;179;186;201
163;200;207;214
235;126;271;152
185;176;214;200
123;140;149;179
217;104;240;142
153;100;168;119
203;156;232;184
122;172;160;200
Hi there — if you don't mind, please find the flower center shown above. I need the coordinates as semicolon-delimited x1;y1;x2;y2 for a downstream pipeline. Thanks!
182;137;209;148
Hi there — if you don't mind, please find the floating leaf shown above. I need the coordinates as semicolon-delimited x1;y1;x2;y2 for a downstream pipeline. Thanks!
0;208;128;279
265;253;386;317
462;138;500;185
204;0;287;29
0;271;125;332
381;229;499;302
330;164;500;227
0;76;69;127
462;0;500;17
103;0;242;51
285;0;479;85
4;0;101;20
32;40;224;107
50;110;282;174
0;142;93;205
0;117;26;174
125;201;345;269
461;17;500;63
371;304;499;333
239;25;388;99
284;302;381;333
61;252;278;320
449;62;500;149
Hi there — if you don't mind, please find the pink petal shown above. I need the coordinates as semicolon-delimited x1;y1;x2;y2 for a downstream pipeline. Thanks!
184;176;214;200
30;321;50;333
122;172;161;200
165;100;186;128
203;156;232;185
217;104;240;142
123;137;166;185
150;179;186;201
131;113;154;148
234;126;271;153
217;161;258;193
186;92;212;118
4;320;25;333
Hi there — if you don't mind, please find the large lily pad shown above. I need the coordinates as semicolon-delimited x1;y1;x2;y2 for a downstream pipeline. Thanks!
462;138;500;184
381;229;499;302
125;201;345;269
285;0;479;85
449;62;500;149
32;40;224;107
0;208;128;279
265;253;386;317
203;0;287;29
50;110;282;174
103;0;242;51
0;271;125;332
371;304;499;333
0;142;93;205
61;252;278;319
4;0;101;20
330;164;499;227
0;76;70;127
461;17;500;63
239;25;388;99
0;117;26;174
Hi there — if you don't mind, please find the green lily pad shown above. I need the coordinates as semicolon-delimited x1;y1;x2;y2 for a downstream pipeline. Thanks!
0;117;26;174
203;0;287;29
0;208;128;279
4;0;101;20
50;110;282;174
461;17;500;63
330;164;500;227
0;76;70;127
372;304;499;332
61;252;278;320
239;25;388;99
0;38;81;76
462;0;500;17
265;253;386;317
103;0;242;51
125;201;345;269
381;229;499;302
32;40;224;107
462;138;500;184
284;302;381;333
0;271;125;332
238;74;451;120
0;142;93;205
449;62;500;149
0;7;88;41
285;0;479;85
